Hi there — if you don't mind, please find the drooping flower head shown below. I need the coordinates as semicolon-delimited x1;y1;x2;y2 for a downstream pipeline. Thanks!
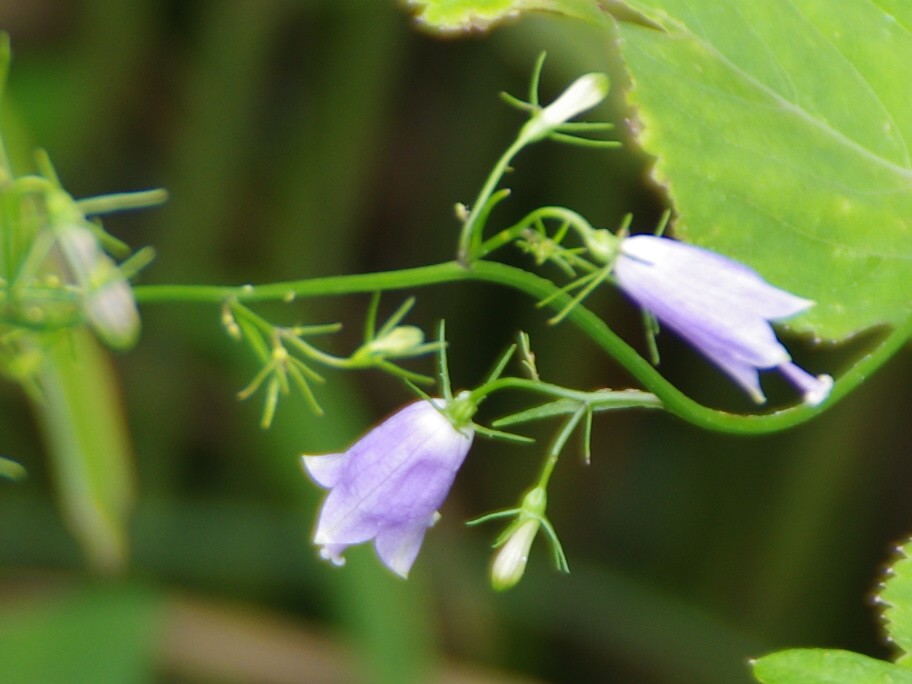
611;235;833;405
301;397;474;578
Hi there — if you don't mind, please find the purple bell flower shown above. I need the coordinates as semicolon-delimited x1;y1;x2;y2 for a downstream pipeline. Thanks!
301;398;474;578
612;235;833;405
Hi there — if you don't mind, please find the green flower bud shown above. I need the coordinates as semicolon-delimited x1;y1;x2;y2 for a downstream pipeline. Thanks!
55;224;140;349
367;325;425;356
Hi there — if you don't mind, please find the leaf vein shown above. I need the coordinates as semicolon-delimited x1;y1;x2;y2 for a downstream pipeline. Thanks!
783;0;912;167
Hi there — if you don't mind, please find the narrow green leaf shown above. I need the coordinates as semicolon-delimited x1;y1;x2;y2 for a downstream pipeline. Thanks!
752;649;912;684
495;389;662;426
0;32;10;174
32;329;136;574
614;0;912;341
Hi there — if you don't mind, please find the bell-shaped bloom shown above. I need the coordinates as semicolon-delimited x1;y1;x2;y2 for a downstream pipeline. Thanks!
612;235;833;405
301;399;474;578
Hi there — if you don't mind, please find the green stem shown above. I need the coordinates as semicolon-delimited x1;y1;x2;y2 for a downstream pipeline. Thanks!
132;260;910;435
281;332;349;369
539;406;585;487
0;36;11;177
76;189;169;216
469;376;660;409
457;137;527;264
479;205;595;259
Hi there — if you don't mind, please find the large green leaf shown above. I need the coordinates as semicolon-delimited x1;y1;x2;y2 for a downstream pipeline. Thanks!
403;0;607;33
750;537;912;683
613;1;912;341
752;649;912;684
879;537;912;667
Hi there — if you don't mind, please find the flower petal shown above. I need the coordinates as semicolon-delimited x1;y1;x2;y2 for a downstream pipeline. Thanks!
375;523;434;579
619;236;812;320
312;485;381;547
301;452;347;488
612;235;830;404
318;544;348;567
700;350;767;403
615;244;792;369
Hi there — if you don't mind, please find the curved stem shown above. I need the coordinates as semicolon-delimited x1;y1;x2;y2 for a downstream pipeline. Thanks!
479;205;594;258
457;137;527;263
132;260;910;435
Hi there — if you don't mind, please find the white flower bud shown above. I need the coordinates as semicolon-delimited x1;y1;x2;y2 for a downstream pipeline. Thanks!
85;273;141;350
521;73;610;142
491;519;540;591
55;224;140;349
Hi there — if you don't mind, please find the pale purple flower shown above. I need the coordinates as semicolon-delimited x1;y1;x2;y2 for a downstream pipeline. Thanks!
301;399;473;578
612;235;833;405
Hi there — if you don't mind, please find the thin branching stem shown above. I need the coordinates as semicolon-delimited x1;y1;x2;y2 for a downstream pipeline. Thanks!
132;259;903;435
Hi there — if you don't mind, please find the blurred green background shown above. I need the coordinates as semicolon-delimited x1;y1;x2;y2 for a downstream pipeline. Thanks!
0;2;910;683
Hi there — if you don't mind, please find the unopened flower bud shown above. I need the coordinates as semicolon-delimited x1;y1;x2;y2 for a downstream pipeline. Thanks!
520;73;610;142
85;272;141;350
491;518;540;591
221;305;242;340
367;325;425;356
489;485;548;591
56;224;140;349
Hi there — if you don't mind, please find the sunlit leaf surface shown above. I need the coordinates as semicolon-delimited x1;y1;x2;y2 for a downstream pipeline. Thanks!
615;0;912;341
879;538;912;667
752;649;912;684
404;0;606;33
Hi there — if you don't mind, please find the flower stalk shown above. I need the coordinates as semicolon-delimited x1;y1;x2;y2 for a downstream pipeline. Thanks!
457;58;612;266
